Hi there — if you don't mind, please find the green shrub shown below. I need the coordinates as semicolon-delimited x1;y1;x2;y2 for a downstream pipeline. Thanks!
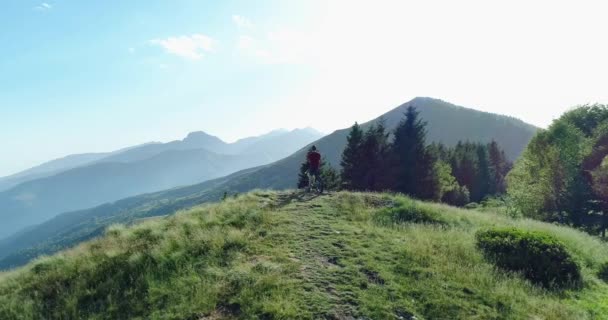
476;228;581;288
375;198;444;225
598;262;608;282
464;202;480;210
442;185;470;207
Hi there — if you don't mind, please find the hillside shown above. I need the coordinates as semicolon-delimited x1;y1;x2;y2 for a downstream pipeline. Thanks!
187;97;539;192
0;129;322;240
0;168;250;269
0;97;538;268
0;143;156;192
0;153;110;192
0;150;269;239
1;191;607;319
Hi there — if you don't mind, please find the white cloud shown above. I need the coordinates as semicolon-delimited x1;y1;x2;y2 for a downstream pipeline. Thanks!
149;34;214;60
232;15;253;29
34;2;52;10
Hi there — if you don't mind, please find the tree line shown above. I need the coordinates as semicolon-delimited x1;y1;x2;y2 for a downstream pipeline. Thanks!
299;106;512;206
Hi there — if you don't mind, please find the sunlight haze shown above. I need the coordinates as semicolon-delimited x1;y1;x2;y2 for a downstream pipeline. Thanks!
1;0;606;176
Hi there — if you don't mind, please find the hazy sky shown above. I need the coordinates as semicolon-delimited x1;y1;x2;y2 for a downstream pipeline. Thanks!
1;0;607;177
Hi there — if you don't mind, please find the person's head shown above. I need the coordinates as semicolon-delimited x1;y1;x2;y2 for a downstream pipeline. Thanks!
311;145;317;151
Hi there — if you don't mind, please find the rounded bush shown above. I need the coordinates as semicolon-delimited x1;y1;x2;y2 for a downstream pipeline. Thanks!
375;198;444;225
475;228;581;288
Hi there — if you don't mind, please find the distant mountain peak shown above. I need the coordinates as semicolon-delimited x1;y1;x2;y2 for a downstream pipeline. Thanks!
291;127;324;136
183;131;225;143
181;132;228;151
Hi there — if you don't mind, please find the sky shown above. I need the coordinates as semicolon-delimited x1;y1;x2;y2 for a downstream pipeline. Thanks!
1;0;607;177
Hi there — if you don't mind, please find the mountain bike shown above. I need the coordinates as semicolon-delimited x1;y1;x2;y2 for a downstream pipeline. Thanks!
307;171;324;194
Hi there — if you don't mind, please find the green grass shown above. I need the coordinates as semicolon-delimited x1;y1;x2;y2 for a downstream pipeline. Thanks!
1;191;608;319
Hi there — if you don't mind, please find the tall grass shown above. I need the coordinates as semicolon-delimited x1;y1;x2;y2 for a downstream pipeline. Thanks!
1;191;607;319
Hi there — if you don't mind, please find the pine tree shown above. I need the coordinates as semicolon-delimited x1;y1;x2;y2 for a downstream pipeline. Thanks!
451;142;479;202
297;159;311;189
391;106;436;199
340;123;364;190
360;120;391;191
488;140;510;194
321;162;341;191
472;144;491;202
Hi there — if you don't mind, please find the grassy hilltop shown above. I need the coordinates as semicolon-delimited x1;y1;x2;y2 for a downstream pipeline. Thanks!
1;191;608;319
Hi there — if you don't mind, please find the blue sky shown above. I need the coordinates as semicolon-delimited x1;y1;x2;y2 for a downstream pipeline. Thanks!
1;0;607;176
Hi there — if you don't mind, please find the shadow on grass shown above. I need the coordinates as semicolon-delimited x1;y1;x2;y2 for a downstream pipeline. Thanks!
273;191;326;208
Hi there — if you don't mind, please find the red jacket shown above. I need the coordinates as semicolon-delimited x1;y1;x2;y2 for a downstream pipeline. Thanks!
307;151;321;169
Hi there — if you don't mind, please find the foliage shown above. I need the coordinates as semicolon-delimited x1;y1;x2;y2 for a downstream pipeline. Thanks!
340;108;512;206
433;160;470;206
374;197;444;225
297;153;312;189
320;164;341;191
391;106;437;199
476;228;581;288
360;119;392;191
488;140;511;194
340;122;365;190
508;104;608;235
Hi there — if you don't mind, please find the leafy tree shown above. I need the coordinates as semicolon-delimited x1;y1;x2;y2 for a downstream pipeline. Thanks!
590;161;608;237
583;123;608;236
340;123;364;190
508;104;608;231
433;160;470;205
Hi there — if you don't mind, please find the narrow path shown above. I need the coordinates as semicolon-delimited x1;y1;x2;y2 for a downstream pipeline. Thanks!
273;192;368;319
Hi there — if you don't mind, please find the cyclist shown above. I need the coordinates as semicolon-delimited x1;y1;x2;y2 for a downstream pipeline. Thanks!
307;145;322;191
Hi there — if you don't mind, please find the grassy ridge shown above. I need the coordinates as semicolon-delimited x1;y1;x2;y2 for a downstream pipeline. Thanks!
1;191;607;319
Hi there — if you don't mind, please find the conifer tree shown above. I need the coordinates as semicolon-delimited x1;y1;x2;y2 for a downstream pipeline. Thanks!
358;119;391;191
321;162;341;191
488;140;510;194
340;123;364;190
297;156;311;189
472;144;491;202
391;106;435;199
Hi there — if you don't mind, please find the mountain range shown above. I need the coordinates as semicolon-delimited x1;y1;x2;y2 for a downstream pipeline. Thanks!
0;97;538;269
0;128;323;239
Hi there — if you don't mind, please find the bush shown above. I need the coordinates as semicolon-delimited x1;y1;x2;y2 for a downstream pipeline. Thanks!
375;198;444;225
598;262;608;282
476;228;581;288
442;185;470;207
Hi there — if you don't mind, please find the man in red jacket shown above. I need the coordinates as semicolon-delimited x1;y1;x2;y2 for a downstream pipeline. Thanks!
307;145;322;190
